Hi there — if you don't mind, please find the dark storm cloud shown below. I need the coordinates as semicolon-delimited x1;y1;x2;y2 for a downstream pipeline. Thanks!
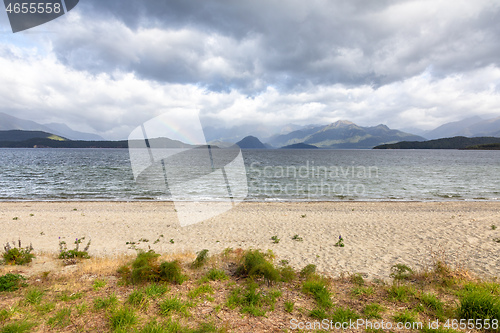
45;0;500;93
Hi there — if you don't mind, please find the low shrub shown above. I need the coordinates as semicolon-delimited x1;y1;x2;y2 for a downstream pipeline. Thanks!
2;240;34;265
159;260;187;285
0;273;26;292
191;249;209;269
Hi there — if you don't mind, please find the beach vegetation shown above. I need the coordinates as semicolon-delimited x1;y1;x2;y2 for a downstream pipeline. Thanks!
292;234;303;241
309;307;328;319
302;277;333;309
457;284;500;323
363;303;385;319
331;306;360;324
203;268;228;282
393;309;419;324
47;307;71;328
280;265;296;282
24;287;44;305
130;250;161;283
390;263;413;282
191;249;209;269
188;284;214;299
226;282;281;317
0;320;36;333
350;273;365;286
58;237;91;260
334;235;345;247
159;297;192;317
2;240;35;265
93;278;107;290
270;235;280;244
94;293;118;311
352;286;375;297
159;260;187;284
300;264;316;278
492;225;497;230
236;249;280;285
109;306;138;331
387;284;415;302
284;300;294;313
0;274;26;292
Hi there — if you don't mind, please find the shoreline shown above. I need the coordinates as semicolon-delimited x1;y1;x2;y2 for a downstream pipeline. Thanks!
1;201;499;280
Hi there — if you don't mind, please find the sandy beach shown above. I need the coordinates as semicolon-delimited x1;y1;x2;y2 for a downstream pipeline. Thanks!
1;201;499;280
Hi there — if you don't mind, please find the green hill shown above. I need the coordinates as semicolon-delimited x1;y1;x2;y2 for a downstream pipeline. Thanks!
373;136;500;149
0;130;67;142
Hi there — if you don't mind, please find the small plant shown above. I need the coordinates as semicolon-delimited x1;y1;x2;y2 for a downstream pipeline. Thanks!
309;307;328;319
188;284;214;299
191;249;209;268
494;238;500;243
352;286;375;297
159;297;192;317
302;278;332;309
271;235;280;244
236;250;280;286
25;287;44;305
109;307;138;331
143;283;168;298
204;268;228;281
93;278;107;291
2;240;35;265
12;217;18;220
350;273;365;286
284;300;294;313
0;320;36;332
170;239;175;244
94;293;118;310
130;250;160;284
159;260;187;284
457;286;500;322
301;214;307;218
390;263;413;281
292;234;303;241
300;264;316;278
128;290;148;310
334;235;345;247
492;225;497;230
58;237;91;260
387;284;415;302
47;308;71;328
393;309;418;324
0;273;26;292
280;265;296;282
331;306;360;324
363;303;385;319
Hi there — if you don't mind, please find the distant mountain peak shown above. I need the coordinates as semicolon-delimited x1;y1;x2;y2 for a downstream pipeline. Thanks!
236;135;266;149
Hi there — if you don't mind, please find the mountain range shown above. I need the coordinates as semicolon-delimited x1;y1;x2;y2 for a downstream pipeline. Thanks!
419;116;500;139
265;120;425;149
0;112;104;141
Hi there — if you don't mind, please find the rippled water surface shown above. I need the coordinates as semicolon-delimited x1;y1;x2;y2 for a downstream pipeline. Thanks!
0;148;499;201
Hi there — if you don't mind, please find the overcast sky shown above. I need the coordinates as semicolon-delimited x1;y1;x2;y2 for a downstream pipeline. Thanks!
1;0;500;139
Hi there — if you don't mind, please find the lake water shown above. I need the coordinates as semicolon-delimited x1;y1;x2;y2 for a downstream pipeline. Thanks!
0;148;499;201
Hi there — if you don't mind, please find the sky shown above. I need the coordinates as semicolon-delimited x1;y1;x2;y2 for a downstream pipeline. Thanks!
1;0;500;140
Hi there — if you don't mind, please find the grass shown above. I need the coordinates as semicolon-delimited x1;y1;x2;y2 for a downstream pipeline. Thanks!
47;307;71;328
109;307;138;331
94;293;119;310
203;268;228;282
191;249;209;269
387;284;415;302
363;303;385;319
24;287;44;305
302;278;332;309
331;306;360;324
93;278;107;290
0;320;36;333
159;260;187;284
457;285;500;323
0;248;499;332
159;297;192;317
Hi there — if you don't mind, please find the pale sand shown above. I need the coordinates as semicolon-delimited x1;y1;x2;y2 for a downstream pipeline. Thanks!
1;201;499;280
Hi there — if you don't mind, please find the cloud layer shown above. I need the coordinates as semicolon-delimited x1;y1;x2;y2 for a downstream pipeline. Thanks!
1;0;500;139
